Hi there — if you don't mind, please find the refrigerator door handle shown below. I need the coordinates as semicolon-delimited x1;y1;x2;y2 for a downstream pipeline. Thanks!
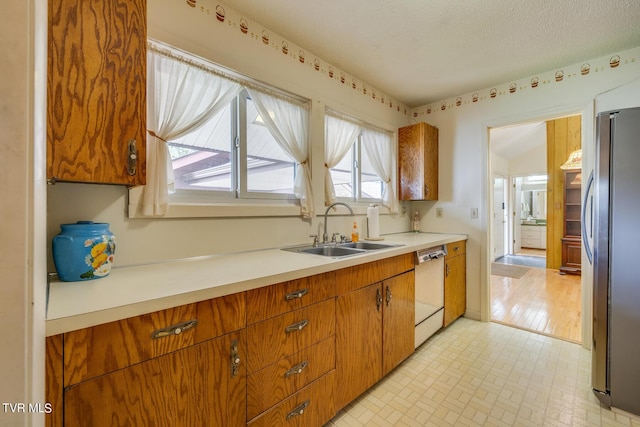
582;170;594;265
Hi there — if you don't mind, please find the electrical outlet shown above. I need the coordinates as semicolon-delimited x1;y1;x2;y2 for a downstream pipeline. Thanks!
436;207;443;218
471;207;479;219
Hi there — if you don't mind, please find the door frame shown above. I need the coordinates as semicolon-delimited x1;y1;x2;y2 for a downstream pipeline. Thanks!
482;102;594;349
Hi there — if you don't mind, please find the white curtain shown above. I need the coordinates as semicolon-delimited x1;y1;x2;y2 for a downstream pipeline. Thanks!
143;45;242;215
324;114;361;205
247;89;313;218
362;128;398;212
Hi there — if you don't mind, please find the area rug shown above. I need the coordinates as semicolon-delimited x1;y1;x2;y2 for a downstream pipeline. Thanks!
491;263;529;279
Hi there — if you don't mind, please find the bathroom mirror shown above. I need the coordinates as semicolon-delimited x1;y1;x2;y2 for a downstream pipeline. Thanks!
521;190;547;219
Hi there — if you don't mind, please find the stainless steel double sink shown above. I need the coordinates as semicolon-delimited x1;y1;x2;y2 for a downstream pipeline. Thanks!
282;241;401;258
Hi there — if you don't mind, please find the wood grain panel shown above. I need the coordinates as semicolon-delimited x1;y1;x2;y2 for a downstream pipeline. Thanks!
246;299;335;373
335;254;414;295
248;371;335;427
47;0;146;185
64;293;244;386
398;122;438;201
195;292;246;341
445;240;466;258
45;335;63;427
546;115;582;269
247;336;335;420
444;254;466;327
246;272;336;324
335;283;383;410
64;331;247;426
382;272;415;375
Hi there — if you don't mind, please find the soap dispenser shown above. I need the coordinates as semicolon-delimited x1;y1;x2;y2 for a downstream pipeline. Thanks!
351;221;359;242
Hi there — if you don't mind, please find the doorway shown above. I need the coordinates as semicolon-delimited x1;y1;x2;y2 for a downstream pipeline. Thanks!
489;118;582;344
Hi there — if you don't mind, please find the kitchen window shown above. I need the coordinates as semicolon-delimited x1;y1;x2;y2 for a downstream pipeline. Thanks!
134;40;312;218
325;111;398;211
168;91;298;199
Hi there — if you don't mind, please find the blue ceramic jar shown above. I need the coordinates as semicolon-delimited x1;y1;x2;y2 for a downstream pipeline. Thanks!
52;221;116;282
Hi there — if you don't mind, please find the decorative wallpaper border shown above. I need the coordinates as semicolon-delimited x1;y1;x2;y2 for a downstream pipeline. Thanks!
411;53;638;119
185;0;411;118
182;0;638;123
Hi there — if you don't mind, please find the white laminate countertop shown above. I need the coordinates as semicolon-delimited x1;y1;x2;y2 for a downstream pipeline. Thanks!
46;232;467;336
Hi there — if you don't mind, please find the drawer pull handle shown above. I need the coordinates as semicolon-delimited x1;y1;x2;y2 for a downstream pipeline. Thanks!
285;360;309;378
151;319;198;339
230;339;240;378
286;400;310;421
285;319;309;333
285;288;309;300
386;285;392;307
453;246;460;252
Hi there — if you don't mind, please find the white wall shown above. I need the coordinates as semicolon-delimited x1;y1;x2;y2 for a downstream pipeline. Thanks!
411;46;640;325
1;0;47;426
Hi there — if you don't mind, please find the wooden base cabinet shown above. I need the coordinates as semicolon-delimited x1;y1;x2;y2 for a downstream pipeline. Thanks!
335;260;414;410
444;241;466;327
64;331;246;426
45;293;247;426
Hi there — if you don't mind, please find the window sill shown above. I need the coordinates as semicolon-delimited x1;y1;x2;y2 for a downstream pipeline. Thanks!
128;186;302;218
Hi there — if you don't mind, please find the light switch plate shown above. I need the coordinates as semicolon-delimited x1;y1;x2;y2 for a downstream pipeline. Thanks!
471;208;479;219
436;207;443;218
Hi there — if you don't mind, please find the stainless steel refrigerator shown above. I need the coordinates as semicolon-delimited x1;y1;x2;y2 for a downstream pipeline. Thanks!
589;107;640;416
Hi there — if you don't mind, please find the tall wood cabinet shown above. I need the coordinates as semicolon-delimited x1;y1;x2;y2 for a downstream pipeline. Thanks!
334;255;415;410
398;122;438;201
444;240;466;327
47;0;146;185
560;170;582;275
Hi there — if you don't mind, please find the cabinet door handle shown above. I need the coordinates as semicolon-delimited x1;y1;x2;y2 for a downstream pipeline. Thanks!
286;400;310;421
151;319;198;339
284;360;309;378
285;288;309;300
285;319;309;333
230;339;240;378
376;288;382;311
386;285;392;307
127;139;138;176
445;263;450;278
424;184;430;195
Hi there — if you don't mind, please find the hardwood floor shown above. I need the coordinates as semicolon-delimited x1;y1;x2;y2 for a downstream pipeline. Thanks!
490;259;582;343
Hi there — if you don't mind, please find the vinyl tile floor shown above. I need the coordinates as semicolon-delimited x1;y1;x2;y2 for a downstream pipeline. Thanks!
326;318;640;427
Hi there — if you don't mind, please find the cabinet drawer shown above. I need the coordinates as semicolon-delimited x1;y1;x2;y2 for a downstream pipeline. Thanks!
63;292;246;386
247;299;335;373
521;229;540;239
445;240;466;258
247;272;336;324
248;371;335;427
247;336;335;420
521;238;541;248
335;253;414;295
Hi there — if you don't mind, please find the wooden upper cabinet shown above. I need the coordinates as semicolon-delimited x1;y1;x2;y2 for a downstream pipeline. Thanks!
398;122;438;201
47;0;147;185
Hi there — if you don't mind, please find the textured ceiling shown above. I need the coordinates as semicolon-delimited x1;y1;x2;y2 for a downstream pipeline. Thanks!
219;0;640;107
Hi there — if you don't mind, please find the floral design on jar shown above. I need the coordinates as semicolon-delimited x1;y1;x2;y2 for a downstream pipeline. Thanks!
82;236;116;279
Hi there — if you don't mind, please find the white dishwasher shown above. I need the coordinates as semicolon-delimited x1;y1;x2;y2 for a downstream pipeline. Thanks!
414;245;447;348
